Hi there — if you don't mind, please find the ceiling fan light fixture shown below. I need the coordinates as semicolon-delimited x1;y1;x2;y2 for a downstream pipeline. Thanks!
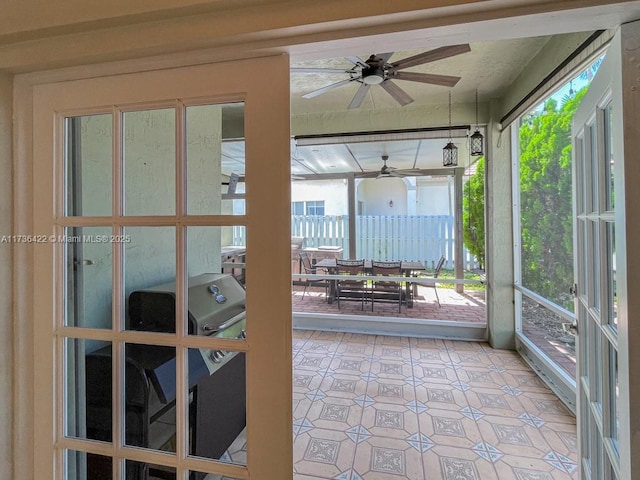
362;67;385;85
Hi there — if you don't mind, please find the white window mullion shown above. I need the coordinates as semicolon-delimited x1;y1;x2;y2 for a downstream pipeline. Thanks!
54;112;67;478
55;334;66;478
113;106;123;219
112;340;125;479
175;100;189;478
112;106;125;479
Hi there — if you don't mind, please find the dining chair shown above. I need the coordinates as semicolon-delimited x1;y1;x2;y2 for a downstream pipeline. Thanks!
370;261;403;312
296;252;329;299
335;259;367;310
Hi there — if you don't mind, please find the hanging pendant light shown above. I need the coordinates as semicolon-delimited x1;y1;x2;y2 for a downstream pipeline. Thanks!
443;91;458;167
470;89;484;156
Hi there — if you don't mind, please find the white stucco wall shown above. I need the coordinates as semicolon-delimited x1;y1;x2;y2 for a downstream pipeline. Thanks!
291;179;347;215
75;106;225;332
416;179;452;216
357;177;407;216
293;176;456;217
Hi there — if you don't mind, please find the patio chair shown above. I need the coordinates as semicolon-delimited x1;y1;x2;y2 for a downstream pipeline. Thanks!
291;236;305;250
291;236;306;274
295;252;329;299
427;255;446;307
335;259;367;310
370;261;403;313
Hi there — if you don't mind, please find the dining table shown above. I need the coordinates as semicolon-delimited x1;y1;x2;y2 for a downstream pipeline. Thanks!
314;259;426;307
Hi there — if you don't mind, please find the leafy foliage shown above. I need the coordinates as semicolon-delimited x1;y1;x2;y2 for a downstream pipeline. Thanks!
463;157;485;268
518;87;587;309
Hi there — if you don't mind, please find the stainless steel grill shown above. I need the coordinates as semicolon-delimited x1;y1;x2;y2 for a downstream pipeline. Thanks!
86;273;247;479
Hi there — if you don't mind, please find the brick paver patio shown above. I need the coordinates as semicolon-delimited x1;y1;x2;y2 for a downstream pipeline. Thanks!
293;286;576;381
292;285;486;323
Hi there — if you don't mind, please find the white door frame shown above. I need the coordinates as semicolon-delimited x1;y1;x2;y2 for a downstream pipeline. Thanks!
16;54;293;479
572;20;640;479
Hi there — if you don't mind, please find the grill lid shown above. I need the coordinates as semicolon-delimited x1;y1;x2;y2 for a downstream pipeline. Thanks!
128;273;245;335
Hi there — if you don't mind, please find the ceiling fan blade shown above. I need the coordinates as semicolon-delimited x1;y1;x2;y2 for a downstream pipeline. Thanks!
292;67;353;74
395;169;424;177
390;44;471;70
375;171;402;179
345;56;366;67
380;80;414;106
302;78;357;99
378;52;394;63
348;83;371;109
392;71;461;87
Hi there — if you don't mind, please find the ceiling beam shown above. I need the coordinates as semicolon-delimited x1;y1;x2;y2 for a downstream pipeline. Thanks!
295;126;471;146
291;167;464;181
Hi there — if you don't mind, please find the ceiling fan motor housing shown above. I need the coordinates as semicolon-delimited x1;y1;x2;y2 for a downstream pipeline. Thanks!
362;65;385;85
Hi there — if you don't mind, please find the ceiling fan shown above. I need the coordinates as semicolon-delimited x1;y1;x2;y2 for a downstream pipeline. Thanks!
292;44;470;109
361;155;423;179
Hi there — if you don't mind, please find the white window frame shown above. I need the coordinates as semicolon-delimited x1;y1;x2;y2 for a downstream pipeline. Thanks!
511;111;577;411
15;53;294;480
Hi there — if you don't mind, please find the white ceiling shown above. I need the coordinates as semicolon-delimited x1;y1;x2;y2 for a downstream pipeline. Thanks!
289;132;474;176
223;131;476;178
221;34;580;179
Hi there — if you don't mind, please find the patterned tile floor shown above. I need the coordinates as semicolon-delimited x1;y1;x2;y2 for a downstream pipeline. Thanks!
292;330;578;480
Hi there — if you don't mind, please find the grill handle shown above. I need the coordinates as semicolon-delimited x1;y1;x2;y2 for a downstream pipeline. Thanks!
202;310;246;335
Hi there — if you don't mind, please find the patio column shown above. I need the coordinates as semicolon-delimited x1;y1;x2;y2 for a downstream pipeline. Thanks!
347;173;356;259
454;167;464;293
404;178;417;216
485;102;515;349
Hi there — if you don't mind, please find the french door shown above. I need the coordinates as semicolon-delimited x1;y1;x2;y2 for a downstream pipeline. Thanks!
572;21;640;480
29;55;293;479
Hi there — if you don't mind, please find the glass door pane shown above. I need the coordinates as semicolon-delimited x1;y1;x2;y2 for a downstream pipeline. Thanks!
186;103;246;216
65;114;113;217
123;108;176;216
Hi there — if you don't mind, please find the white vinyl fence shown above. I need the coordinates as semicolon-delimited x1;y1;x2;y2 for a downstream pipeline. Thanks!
286;215;479;270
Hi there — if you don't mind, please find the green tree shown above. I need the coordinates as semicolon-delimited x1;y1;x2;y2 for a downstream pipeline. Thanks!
518;88;587;308
463;157;485;268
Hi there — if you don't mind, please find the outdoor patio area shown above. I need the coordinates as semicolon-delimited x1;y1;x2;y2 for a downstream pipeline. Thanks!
292;284;487;323
293;284;577;382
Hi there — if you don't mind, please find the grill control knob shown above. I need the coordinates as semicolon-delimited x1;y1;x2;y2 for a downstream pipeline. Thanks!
209;350;225;363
